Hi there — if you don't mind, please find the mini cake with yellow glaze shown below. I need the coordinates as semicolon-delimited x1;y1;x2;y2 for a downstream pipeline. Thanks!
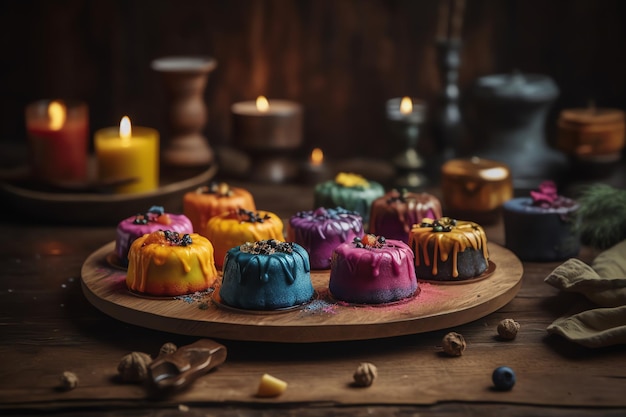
126;230;218;296
219;239;314;310
409;217;489;281
314;172;384;224
115;206;193;266
183;182;256;234
204;208;284;268
329;234;418;304
369;189;443;243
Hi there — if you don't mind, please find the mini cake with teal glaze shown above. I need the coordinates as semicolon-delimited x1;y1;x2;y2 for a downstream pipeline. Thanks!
219;240;314;310
502;180;580;261
313;172;385;224
287;207;363;269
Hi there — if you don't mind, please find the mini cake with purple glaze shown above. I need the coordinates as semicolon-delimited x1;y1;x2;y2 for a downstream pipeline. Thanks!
502;181;580;261
287;207;363;269
329;234;418;304
219;239;314;310
115;206;194;266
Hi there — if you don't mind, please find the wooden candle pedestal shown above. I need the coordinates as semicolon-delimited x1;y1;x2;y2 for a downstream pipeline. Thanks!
152;56;217;168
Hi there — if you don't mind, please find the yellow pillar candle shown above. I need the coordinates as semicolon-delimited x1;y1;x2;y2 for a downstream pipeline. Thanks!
95;116;159;194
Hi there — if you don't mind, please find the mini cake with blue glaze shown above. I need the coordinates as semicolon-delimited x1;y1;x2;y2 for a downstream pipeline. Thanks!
219;240;314;310
313;172;384;224
502;181;580;261
287;207;363;269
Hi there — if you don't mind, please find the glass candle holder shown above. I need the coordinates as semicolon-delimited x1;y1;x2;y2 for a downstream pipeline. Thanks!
25;99;89;183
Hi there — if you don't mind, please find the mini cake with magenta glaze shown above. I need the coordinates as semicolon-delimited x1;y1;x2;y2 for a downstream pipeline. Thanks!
328;234;418;304
502;180;580;261
204;208;284;268
126;230;218;297
313;172;385;224
409;217;489;281
219;239;314;310
183;182;256;234
287;207;363;269
115;206;193;266
369;189;443;243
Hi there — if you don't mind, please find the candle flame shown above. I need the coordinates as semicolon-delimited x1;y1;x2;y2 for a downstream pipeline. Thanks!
120;116;132;143
479;167;508;181
400;97;413;114
48;101;66;131
256;96;269;112
311;148;324;166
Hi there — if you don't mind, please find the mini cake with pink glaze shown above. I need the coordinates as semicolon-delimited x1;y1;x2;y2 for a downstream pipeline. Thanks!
126;230;218;297
369;189;443;243
287;207;363;269
329;234;418;304
115;206;193;266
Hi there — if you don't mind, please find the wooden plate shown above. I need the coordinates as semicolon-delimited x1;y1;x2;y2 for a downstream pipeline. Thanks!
0;165;217;225
81;241;523;343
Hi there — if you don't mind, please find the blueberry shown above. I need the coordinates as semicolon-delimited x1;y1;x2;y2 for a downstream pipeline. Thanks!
492;366;516;391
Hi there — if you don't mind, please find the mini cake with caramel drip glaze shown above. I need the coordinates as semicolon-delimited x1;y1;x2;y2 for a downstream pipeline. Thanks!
115;206;193;266
203;208;284;268
183;182;256;234
409;217;489;281
219;239;314;310
329;234;418;304
126;230;218;296
369;189;443;243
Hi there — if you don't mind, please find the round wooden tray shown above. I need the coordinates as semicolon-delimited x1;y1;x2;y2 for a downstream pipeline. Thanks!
81;241;523;343
0;165;217;225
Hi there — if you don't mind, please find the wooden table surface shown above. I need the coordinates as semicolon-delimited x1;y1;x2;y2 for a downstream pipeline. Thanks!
1;175;626;417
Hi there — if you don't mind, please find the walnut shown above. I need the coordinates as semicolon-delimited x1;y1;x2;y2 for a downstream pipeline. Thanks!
441;332;466;356
159;342;178;357
497;319;520;340
117;352;152;383
60;371;79;391
353;362;378;387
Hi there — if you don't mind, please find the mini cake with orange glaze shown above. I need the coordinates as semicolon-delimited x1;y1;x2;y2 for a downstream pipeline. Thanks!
219;239;314;310
409;217;489;281
115;206;193;266
204;208;284;268
126;230;218;296
369;189;443;243
183;182;256;234
329;234;418;304
314;172;385;224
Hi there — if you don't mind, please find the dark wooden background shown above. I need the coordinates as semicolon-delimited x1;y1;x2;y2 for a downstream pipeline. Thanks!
1;0;625;162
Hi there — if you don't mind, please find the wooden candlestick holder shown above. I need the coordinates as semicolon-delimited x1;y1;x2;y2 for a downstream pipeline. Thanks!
151;56;217;168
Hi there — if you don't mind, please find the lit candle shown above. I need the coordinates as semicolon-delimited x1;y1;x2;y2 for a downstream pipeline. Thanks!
301;147;332;184
231;96;302;150
25;99;89;183
94;116;159;194
231;96;303;182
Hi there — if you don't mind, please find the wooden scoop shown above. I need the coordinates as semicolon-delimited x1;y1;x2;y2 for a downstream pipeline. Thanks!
148;339;227;391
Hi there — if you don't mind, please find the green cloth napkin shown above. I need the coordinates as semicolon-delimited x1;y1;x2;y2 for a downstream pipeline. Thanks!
544;239;626;348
